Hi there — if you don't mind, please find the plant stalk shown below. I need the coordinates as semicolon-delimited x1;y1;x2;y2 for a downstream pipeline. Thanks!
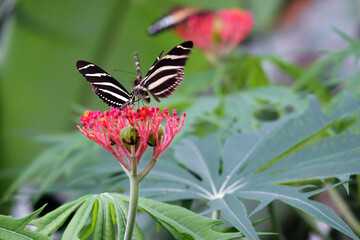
213;62;226;97
327;187;360;235
139;157;158;181
268;202;286;240
212;210;221;219
357;175;360;202
124;155;140;240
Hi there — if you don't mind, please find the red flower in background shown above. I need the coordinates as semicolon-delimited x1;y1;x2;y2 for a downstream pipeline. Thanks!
174;8;253;62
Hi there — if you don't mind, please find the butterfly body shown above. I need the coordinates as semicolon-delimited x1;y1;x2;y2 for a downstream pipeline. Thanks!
77;41;193;109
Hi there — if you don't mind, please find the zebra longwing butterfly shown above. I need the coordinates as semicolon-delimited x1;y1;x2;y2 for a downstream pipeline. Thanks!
148;7;211;35
76;41;193;109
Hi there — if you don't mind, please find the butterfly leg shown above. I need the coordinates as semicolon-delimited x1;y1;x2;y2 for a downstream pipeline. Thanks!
140;98;145;108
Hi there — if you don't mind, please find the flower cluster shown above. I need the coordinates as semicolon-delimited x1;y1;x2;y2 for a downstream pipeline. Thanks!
174;8;253;62
77;106;185;175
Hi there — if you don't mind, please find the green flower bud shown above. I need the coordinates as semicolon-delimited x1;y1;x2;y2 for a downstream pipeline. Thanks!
148;125;164;147
120;126;139;152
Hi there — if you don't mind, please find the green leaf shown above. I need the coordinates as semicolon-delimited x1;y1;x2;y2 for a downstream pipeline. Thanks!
226;55;270;91
222;86;304;130
292;29;360;102
140;94;360;240
209;195;258;240
332;27;360;59
93;197;115;240
178;96;220;137
0;205;51;240
31;195;89;236
326;71;360;134
263;55;303;80
292;57;332;100
4;133;116;200
29;193;144;240
137;196;244;240
29;193;245;240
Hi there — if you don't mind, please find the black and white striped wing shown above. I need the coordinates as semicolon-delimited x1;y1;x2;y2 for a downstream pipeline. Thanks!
132;50;164;103
76;60;133;109
137;41;193;101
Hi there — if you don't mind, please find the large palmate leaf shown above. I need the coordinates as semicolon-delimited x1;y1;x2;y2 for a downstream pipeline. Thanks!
29;193;246;240
138;94;360;240
0;205;51;240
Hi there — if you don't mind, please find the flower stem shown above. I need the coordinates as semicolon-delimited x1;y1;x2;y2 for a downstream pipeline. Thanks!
139;157;158;181
124;156;140;240
357;175;360;201
212;62;226;97
327;186;360;235
268;202;286;240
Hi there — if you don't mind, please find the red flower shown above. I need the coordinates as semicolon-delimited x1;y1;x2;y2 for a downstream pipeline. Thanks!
77;106;185;178
175;13;216;51
174;8;253;62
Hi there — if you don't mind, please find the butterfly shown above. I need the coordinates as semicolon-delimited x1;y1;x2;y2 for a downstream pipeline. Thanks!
76;41;193;109
148;7;211;35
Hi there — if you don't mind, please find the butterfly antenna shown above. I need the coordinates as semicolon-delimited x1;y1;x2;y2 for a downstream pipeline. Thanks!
113;69;137;76
133;52;142;81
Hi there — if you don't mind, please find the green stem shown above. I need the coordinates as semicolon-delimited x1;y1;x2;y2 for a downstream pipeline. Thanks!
138;157;157;181
124;156;140;240
327;186;360;235
268;202;286;240
357;175;360;201
212;62;226;98
212;210;220;219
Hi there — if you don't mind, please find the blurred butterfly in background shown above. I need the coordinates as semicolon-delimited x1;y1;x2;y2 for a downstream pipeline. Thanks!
147;7;212;35
76;41;193;109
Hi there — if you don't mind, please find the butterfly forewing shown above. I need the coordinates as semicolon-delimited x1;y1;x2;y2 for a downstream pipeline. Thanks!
76;60;133;109
148;7;210;35
138;41;193;101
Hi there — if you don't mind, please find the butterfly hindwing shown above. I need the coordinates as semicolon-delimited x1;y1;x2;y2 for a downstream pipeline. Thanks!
136;41;193;101
76;60;133;109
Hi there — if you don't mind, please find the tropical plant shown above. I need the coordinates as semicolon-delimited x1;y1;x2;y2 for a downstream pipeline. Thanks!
1;1;360;240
